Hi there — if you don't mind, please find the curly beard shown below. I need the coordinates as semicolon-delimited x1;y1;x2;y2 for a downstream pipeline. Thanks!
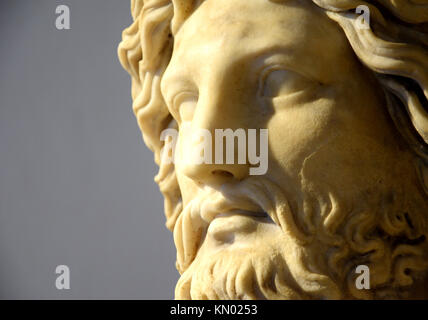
175;237;324;299
173;177;341;299
171;159;428;299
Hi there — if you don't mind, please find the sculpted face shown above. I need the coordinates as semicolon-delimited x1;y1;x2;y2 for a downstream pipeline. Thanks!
119;0;428;299
162;0;414;297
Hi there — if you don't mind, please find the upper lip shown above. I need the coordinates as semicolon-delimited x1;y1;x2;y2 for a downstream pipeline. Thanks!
201;200;266;223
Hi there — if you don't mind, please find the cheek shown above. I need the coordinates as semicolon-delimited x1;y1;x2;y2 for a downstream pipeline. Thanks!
266;98;338;180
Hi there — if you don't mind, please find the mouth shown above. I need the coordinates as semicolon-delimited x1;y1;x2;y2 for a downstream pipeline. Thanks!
215;209;269;219
209;209;272;231
206;209;273;244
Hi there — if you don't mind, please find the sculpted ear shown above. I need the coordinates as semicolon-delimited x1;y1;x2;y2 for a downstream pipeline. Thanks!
383;79;428;146
380;78;428;148
379;78;428;196
405;90;428;147
417;159;428;197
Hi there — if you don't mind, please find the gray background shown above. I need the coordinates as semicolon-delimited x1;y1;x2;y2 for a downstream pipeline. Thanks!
0;0;178;299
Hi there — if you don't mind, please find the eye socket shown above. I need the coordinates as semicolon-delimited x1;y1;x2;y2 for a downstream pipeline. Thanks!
259;66;312;98
172;91;198;122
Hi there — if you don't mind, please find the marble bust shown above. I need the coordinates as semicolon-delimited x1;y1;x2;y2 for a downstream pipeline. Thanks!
118;0;428;299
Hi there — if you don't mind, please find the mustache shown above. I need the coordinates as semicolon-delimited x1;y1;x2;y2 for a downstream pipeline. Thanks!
173;176;309;273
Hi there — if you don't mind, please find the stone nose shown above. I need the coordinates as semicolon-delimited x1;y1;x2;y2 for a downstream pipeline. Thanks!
174;74;268;185
177;124;252;186
176;88;255;185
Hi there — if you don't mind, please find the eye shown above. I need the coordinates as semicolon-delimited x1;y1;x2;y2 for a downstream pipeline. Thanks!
259;66;312;98
172;91;198;122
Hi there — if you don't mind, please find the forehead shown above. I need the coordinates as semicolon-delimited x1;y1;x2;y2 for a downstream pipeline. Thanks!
175;0;311;46
167;0;354;84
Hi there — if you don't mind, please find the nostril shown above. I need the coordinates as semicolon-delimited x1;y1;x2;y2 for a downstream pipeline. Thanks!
211;170;234;179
